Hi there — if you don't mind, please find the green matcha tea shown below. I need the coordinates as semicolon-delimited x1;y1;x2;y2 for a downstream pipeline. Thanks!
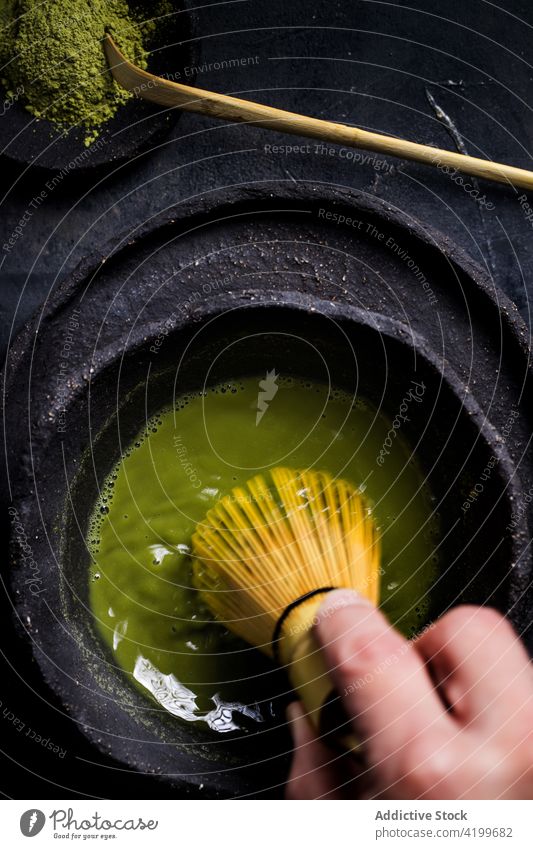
88;377;439;732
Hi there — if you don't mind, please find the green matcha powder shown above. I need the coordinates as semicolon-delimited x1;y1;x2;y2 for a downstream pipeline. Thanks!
0;1;165;145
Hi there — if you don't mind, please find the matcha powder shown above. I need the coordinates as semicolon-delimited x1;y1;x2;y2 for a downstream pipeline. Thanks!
0;0;155;145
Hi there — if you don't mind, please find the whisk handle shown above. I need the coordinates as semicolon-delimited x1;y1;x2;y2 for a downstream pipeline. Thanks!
281;607;361;752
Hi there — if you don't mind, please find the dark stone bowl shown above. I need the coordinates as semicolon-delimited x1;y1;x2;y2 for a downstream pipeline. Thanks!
6;295;530;797
3;186;532;797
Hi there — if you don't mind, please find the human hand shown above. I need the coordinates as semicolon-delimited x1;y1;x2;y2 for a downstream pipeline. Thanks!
286;590;533;799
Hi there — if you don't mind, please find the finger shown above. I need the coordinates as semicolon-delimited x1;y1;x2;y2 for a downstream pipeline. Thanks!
415;605;533;732
285;702;347;799
314;590;451;765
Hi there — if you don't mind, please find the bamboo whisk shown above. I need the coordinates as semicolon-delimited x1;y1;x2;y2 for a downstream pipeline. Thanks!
192;467;380;734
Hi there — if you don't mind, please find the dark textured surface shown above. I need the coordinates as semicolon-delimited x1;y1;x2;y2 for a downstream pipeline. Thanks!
1;0;533;799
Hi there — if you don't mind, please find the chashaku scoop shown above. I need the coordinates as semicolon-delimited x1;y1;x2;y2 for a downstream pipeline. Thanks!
105;33;533;191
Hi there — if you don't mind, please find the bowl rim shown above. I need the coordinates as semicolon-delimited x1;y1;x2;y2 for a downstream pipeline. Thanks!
6;293;531;796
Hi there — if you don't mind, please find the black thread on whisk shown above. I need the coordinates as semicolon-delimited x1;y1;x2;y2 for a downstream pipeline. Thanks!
272;586;335;663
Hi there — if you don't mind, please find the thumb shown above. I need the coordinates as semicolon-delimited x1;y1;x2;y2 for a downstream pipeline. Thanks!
313;590;447;759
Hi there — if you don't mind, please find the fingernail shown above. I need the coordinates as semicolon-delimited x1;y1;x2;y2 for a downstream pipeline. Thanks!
316;589;373;623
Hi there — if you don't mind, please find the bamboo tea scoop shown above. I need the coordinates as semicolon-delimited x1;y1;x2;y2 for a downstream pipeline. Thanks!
105;35;533;191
